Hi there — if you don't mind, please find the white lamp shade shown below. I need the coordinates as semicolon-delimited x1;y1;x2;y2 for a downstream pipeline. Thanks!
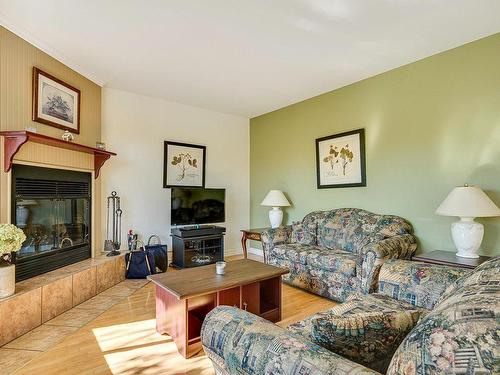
261;190;291;207
436;185;500;218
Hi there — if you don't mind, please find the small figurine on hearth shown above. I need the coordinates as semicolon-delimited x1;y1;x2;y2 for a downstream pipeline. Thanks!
61;130;74;142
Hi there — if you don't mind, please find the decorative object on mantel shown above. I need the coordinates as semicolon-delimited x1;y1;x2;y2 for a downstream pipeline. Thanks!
163;141;206;188
436;184;500;258
0;131;116;178
32;67;81;134
62;130;74;142
96;141;106;150
105;191;122;257
261;190;291;228
0;224;26;298
316;128;366;188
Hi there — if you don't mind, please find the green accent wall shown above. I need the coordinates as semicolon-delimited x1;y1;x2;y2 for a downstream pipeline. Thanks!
250;33;500;256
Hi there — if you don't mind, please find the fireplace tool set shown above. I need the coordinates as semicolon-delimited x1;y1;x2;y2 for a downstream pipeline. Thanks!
104;191;122;257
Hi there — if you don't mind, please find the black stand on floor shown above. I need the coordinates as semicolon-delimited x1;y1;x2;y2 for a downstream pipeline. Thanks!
171;225;225;269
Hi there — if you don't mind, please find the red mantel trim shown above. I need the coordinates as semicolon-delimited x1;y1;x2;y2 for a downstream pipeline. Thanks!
0;131;116;179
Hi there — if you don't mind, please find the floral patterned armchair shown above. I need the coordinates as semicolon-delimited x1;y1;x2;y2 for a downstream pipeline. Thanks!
287;259;471;373
201;257;499;375
261;208;417;302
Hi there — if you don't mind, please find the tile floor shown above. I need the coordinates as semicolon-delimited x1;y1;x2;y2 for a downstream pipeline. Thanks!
0;279;149;374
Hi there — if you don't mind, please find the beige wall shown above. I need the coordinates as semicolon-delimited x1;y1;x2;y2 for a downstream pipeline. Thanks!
0;27;103;254
101;88;249;255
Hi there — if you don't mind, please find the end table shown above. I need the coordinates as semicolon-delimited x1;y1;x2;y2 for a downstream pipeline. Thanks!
412;250;491;270
240;228;270;262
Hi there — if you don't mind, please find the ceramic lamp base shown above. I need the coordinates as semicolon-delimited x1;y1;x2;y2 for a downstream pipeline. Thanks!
269;207;283;228
0;265;15;298
451;217;483;259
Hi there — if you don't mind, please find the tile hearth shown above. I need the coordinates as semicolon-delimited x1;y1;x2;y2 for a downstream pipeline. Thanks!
0;279;149;374
0;254;126;347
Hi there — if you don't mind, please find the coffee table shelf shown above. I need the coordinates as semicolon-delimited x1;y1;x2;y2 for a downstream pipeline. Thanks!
148;259;288;358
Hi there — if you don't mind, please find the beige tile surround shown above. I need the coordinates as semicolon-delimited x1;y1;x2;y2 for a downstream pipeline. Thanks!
0;254;126;347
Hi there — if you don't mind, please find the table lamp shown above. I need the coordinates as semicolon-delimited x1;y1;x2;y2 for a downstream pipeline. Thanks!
261;190;291;228
436;184;500;258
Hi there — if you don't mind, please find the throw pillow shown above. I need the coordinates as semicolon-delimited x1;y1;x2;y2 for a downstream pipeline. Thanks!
290;221;317;245
310;294;424;374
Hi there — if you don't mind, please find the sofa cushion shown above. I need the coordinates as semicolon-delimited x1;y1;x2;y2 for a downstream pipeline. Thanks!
268;256;359;302
378;259;470;310
272;244;357;275
306;248;357;274
271;243;323;265
288;293;426;373
387;256;500;375
290;221;317;245
307;208;413;254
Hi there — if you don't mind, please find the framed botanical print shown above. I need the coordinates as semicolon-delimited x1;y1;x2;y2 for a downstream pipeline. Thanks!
316;128;366;188
32;67;81;133
164;141;206;188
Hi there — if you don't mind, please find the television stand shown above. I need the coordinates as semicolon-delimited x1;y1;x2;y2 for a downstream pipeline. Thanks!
171;226;225;268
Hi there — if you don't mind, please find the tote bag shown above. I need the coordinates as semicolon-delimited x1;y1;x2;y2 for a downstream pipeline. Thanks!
125;240;155;279
145;235;168;273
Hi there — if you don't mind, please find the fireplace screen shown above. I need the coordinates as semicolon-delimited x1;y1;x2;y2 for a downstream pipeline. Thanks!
12;165;91;281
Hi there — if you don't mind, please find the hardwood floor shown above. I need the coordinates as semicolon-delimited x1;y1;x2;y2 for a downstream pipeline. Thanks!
13;255;336;374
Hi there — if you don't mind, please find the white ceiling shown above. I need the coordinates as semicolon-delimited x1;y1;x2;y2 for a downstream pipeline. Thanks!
1;1;500;118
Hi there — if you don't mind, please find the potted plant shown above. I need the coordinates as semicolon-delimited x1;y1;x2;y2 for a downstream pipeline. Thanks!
0;224;26;298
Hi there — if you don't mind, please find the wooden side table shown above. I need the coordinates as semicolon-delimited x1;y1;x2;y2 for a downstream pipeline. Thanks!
412;250;491;269
240;228;269;262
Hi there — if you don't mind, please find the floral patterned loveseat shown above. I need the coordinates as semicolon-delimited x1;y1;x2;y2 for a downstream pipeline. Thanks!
200;257;499;375
262;208;417;301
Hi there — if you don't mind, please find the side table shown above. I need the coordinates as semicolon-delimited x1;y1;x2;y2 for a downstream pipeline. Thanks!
240;228;270;263
412;250;491;270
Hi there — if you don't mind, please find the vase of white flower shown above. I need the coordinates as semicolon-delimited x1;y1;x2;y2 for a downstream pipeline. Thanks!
0;224;26;298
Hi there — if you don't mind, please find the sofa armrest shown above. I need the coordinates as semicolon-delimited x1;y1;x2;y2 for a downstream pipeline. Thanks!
377;259;471;309
260;225;292;255
358;234;417;294
201;306;381;375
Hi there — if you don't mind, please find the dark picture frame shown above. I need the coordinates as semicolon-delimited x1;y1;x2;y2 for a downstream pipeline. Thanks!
32;67;81;134
315;128;366;189
163;141;206;188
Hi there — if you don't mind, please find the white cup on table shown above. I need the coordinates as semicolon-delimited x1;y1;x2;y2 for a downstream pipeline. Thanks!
216;261;226;275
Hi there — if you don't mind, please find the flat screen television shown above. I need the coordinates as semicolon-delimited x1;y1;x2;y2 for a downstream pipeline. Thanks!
171;187;225;225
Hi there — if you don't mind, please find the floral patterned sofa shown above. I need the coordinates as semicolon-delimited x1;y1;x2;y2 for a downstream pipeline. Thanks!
200;256;499;375
262;208;418;301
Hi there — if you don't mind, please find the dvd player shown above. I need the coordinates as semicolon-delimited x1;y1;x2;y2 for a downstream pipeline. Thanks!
171;225;226;238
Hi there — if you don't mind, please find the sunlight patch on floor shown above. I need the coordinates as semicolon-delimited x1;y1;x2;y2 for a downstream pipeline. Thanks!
92;318;168;352
103;341;213;375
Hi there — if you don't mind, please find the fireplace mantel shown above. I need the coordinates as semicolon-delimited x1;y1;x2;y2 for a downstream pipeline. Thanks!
0;131;116;178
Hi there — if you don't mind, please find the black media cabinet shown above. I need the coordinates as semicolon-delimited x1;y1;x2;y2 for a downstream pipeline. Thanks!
171;225;225;268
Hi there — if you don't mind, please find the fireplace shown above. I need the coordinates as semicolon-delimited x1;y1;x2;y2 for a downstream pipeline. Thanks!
11;165;91;281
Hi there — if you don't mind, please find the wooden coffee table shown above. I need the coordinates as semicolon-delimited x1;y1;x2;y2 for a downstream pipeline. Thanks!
147;259;288;358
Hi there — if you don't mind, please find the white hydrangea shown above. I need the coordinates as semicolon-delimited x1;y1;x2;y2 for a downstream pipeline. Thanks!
0;224;26;256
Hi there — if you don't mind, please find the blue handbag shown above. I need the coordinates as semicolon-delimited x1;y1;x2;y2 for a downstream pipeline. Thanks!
145;235;168;273
125;240;155;279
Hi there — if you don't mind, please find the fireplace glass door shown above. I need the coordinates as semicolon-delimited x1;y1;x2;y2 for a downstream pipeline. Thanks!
12;165;92;281
16;197;90;258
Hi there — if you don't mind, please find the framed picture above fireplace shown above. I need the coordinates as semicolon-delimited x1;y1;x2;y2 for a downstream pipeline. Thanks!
32;67;81;134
